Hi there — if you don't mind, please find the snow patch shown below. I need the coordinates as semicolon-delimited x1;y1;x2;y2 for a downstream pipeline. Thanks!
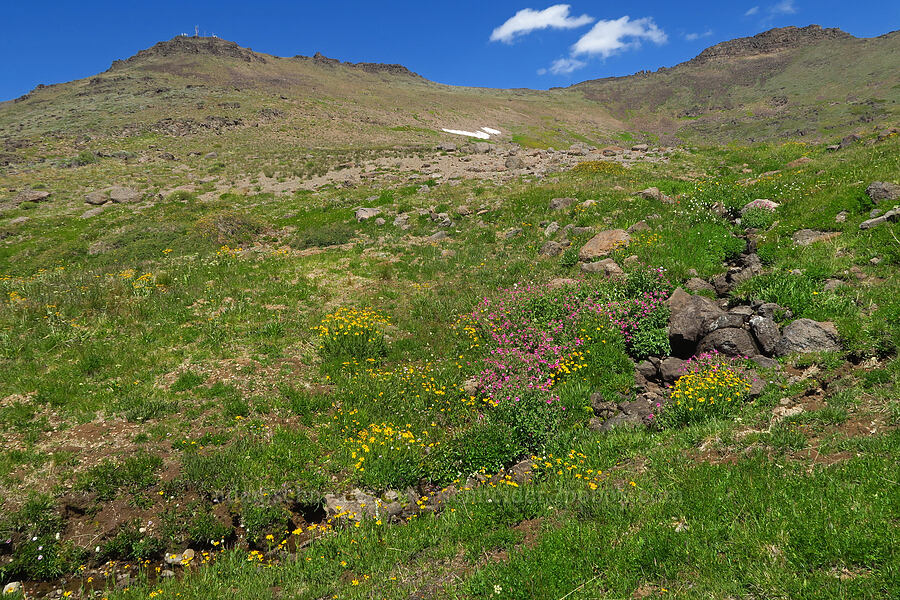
481;127;501;135
441;128;490;139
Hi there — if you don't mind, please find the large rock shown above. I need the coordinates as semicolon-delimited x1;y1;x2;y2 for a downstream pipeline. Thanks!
355;207;381;221
472;142;492;154
697;328;758;357
685;277;715;294
14;190;51;204
667;288;725;356
866;182;900;203
860;208;900;230
580;258;623;278
578;229;629;260
539;240;569;257
505;156;525;170
792;229;839;246
108;186;142;203
741;199;779;214
749;316;781;356
659;357;685;383
549;197;577;210
85;190;109;205
774;319;840;356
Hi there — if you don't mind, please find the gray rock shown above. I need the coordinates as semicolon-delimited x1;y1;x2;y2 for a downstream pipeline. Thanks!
8;216;29;225
85;190;109;205
757;302;791;320
505;156;525;170
544;221;560;237
14;190;51;204
80;207;105;219
427;231;449;242
697;328;758;357
580;258;623;279
626;220;650;233
631;144;649;152
578;229;630;260
839;134;860;149
774;319;840;356
751;355;779;370
549;197;577;210
109;186;142;203
636;360;658;380
866;181;900;203
667;288;725;355
539;241;569;257
472;142;492;154
823;278;845;292
637;187;662;200
711;274;732;296
728;305;755;318
741;199;779;214
355;207;381;221
503;227;522;239
835;211;848;223
792;229;839;246
685;278;715;294
431;212;452;227
374;217;386;226
393;213;409;229
659;357;685;382
437;142;457;152
860;208;899;230
704;313;746;334
749;316;780;356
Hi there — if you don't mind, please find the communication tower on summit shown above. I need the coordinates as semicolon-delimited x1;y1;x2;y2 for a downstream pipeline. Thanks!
194;25;199;37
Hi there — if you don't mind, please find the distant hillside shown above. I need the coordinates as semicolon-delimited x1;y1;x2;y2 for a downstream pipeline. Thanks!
1;25;898;153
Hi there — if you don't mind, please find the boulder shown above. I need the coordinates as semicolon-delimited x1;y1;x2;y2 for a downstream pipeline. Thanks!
860;208;899;230
637;187;662;200
549;197;577;210
703;313;746;334
667;288;725;355
437;142;457;152
505;156;525;170
774;319;840;356
685;278;715;294
14;190;51;204
749;316;780;356
631;144;649;152
578;229;629;260
757;302;790;320
355;207;381;221
711;274;732;296
109;186;142;203
785;157;812;168
544;222;560;237
85;190;109;205
472;142;492;154
635;360;659;380
865;182;900;203
792;229;839;246
839;134;860;149
80;207;105;219
659;357;685;383
539;241;569;257
393;213;410;229
697;328;758;357
502;227;522;239
741;199;779;214
626;220;650;233
580;258;623;279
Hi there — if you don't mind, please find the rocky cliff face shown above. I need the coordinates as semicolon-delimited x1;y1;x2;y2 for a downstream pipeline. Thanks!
111;36;267;69
687;25;853;64
297;52;421;78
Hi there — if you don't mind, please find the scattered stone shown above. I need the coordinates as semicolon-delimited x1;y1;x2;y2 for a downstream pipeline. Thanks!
462;378;479;395
204;151;218;159
602;146;623;157
785;157;812;168
426;231;449;242
547;277;579;289
685;278;715;294
430;212;452;227
539;240;569;257
823;278;845;292
580;258;623;278
578;229;629;260
729;305;755;318
108;186;142;203
637;187;661;200
393;214;410;229
835;211;847;223
757;303;790;320
751;355;780;369
581;199;596;208
866;182;900;203
631;144;649;152
749;316;781;356
870;209;883;218
355;207;381;221
80;207;105;219
85;190;109;205
437;142;457;152
773;404;804;421
549;197;577;210
839;134;860;149
623;254;639;266
164;548;196;565
505;156;525;170
711;274;732;296
860;207;899;230
636;360;658;379
567;142;590;156
14;190;50;204
667;288;725;355
626;220;650;233
160;570;176;578
544;222;560;237
374;217;386;226
870;256;882;265
503;227;522;239
741;199;779;214
8;216;29;225
774;319;840;356
792;229;839;246
160;152;176;160
697;328;758;357
456;205;471;216
472;142;492;154
659;357;684;382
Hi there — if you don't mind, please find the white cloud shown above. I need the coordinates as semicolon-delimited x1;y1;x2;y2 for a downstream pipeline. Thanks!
540;57;588;75
571;16;667;59
490;4;594;43
744;6;760;16
685;29;713;41
770;0;797;14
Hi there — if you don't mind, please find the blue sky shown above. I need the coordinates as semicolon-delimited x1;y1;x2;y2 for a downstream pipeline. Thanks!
1;1;898;101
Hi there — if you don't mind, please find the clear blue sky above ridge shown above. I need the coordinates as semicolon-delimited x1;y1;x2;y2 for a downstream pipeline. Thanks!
1;0;898;101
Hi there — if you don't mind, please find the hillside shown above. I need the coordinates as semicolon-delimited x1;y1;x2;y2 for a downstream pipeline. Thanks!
0;23;899;600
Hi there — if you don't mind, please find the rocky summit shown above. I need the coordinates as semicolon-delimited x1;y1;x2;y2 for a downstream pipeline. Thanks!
0;18;898;600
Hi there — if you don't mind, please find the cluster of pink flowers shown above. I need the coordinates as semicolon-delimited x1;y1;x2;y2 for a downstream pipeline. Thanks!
466;280;668;402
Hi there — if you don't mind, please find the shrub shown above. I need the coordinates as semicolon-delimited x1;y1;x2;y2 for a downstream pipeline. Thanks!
240;502;290;546
490;391;564;453
657;352;752;428
103;521;164;560
628;326;671;361
194;210;264;245
314;307;389;360
428;421;523;483
75;450;163;500
741;206;776;230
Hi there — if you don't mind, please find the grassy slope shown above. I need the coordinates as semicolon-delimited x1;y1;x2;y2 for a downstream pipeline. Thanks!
0;131;898;598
